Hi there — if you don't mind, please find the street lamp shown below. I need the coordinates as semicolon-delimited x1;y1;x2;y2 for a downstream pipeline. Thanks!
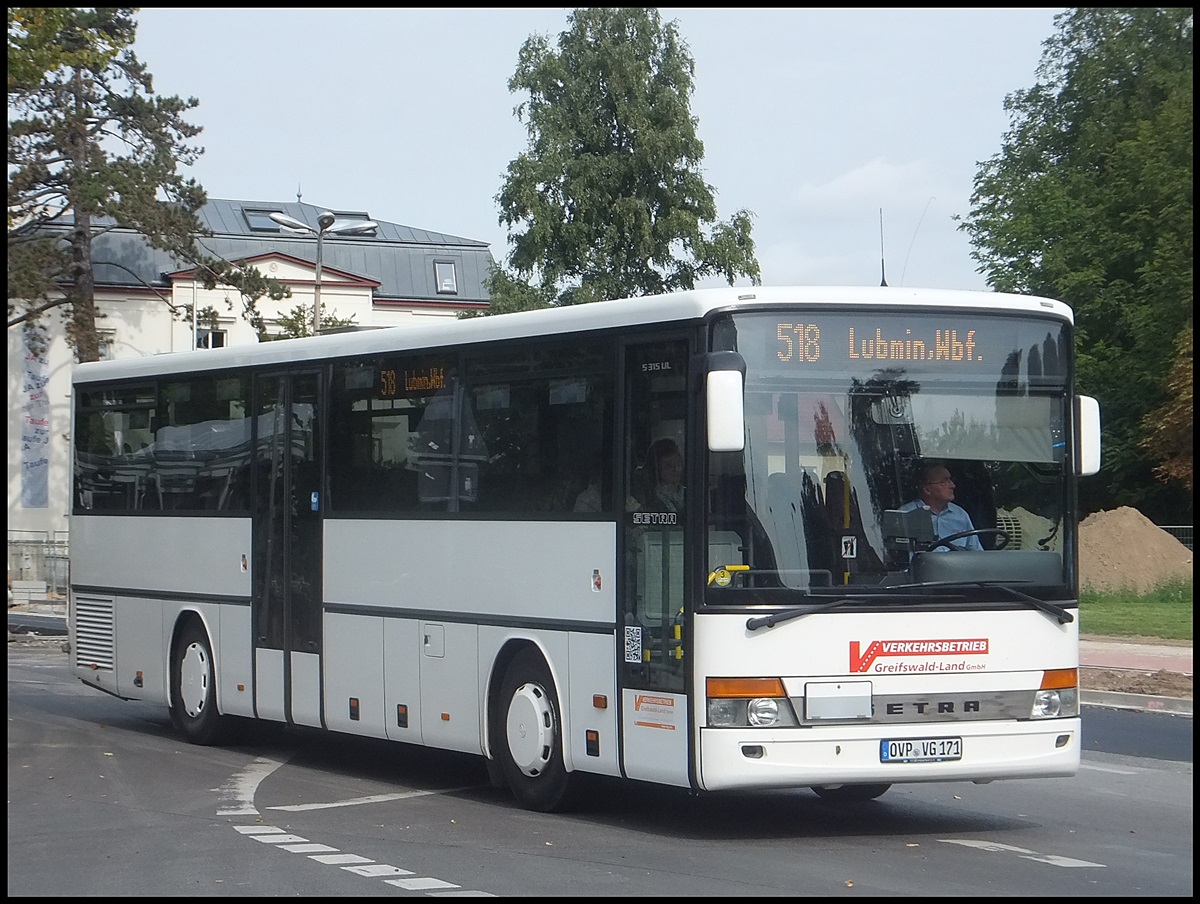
269;210;378;334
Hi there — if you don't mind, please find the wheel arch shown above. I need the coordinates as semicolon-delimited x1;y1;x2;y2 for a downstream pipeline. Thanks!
484;636;573;771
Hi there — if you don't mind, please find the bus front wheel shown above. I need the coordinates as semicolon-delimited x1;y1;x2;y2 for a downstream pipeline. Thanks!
169;619;230;745
494;647;578;812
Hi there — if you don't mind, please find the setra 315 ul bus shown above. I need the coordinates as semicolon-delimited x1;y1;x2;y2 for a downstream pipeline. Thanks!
69;285;1101;811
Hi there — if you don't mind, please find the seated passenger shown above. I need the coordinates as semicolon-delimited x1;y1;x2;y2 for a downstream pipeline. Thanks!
645;438;684;513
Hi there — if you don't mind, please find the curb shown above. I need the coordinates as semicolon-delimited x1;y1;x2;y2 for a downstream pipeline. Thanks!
7;613;67;637
1081;690;1192;717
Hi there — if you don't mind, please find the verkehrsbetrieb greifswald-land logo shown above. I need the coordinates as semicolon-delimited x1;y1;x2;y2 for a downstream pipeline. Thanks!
850;638;989;673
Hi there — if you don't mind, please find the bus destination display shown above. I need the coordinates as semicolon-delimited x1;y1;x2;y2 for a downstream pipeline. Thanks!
378;363;449;398
755;313;1067;377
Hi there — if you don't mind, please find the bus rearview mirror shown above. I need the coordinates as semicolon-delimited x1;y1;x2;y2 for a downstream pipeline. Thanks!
707;369;745;452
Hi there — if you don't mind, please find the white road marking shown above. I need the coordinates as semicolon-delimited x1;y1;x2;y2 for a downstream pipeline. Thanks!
268;786;478;812
1080;763;1137;775
343;864;415;877
216;756;291;816
429;892;497;897
310;854;373;865
222;761;491;894
252;833;310;844
1020;853;1108;868
940;839;1105;868
233;824;492;895
386;877;461;891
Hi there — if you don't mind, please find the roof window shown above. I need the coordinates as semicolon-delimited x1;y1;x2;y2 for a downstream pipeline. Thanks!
243;208;284;232
434;261;458;295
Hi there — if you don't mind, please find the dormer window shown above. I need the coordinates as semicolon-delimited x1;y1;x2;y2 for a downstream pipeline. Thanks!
434;261;458;295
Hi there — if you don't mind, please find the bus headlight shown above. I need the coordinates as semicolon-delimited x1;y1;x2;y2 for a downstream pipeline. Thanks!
1032;669;1079;719
1031;687;1078;719
746;697;779;726
708;699;743;726
705;678;798;727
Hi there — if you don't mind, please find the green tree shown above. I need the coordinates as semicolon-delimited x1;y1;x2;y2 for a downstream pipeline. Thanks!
8;7;288;361
1142;323;1193;492
490;7;760;311
958;8;1193;522
267;304;357;340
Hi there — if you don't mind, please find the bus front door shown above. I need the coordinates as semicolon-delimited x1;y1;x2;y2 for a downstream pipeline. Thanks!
619;339;691;788
252;371;325;728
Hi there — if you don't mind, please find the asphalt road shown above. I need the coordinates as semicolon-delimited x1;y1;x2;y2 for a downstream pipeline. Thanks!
8;638;1193;897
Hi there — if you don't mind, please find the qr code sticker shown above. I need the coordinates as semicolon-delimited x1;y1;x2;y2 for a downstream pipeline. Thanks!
624;625;643;663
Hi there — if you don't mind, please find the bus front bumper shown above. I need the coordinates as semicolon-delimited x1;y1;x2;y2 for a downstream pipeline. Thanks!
697;717;1080;791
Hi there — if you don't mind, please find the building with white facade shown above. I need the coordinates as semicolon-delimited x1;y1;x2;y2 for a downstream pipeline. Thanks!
9;198;495;561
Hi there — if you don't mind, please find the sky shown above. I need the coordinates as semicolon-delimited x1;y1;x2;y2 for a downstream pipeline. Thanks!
131;7;1063;292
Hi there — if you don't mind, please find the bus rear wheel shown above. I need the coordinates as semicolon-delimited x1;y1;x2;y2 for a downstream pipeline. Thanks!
494;647;578;812
812;783;891;802
169;619;230;745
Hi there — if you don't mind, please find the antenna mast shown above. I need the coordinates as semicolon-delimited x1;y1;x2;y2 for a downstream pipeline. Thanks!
879;208;888;287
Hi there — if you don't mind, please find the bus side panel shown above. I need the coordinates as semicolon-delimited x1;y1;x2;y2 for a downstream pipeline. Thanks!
324;521;617;623
621;689;692;787
566;632;621;777
216;603;255;718
384;618;423;744
114;595;166;702
290;651;323;728
325;520;617;759
325;612;388;739
420;620;481;754
71;515;253;601
71;516;254;714
255;649;286;722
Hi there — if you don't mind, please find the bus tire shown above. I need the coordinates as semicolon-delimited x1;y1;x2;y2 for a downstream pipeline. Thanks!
812;783;891;802
169;619;230;745
494;647;578;812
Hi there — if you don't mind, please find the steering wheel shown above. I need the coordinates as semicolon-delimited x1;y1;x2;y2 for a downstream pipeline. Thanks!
925;528;1011;552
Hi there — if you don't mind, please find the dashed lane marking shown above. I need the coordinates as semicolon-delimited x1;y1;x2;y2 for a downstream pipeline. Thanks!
231;824;494;895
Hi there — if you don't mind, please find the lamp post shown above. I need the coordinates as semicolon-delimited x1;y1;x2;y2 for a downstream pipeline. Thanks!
269;210;378;334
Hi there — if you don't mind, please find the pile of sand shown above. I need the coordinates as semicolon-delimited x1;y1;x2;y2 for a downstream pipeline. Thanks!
1078;506;1193;593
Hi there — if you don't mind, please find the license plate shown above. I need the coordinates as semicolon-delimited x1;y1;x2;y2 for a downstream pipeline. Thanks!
880;737;962;763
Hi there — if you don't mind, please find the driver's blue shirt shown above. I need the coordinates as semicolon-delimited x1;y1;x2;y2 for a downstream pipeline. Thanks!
897;500;983;550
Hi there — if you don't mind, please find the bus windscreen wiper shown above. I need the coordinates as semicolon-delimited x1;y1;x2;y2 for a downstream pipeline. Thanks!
880;580;1074;624
745;594;911;631
744;581;1073;632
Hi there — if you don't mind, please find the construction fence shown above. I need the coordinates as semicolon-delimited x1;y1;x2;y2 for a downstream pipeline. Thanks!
8;531;70;605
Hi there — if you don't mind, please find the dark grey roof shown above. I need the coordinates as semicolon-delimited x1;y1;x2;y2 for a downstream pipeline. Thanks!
59;198;495;305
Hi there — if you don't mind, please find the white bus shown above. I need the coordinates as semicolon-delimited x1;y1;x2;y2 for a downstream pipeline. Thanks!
69;285;1101;812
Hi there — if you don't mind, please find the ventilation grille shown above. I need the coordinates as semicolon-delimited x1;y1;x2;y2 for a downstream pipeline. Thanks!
74;597;115;671
995;513;1024;550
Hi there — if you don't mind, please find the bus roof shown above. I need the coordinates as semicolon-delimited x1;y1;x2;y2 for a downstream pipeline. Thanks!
72;285;1073;385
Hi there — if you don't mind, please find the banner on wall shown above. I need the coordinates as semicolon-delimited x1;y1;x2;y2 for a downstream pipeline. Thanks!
21;327;50;508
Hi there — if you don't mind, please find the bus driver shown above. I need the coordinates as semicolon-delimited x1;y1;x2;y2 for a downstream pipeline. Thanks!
898;462;983;551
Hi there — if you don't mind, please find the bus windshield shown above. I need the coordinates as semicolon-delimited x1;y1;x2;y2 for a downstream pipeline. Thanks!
706;310;1073;597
